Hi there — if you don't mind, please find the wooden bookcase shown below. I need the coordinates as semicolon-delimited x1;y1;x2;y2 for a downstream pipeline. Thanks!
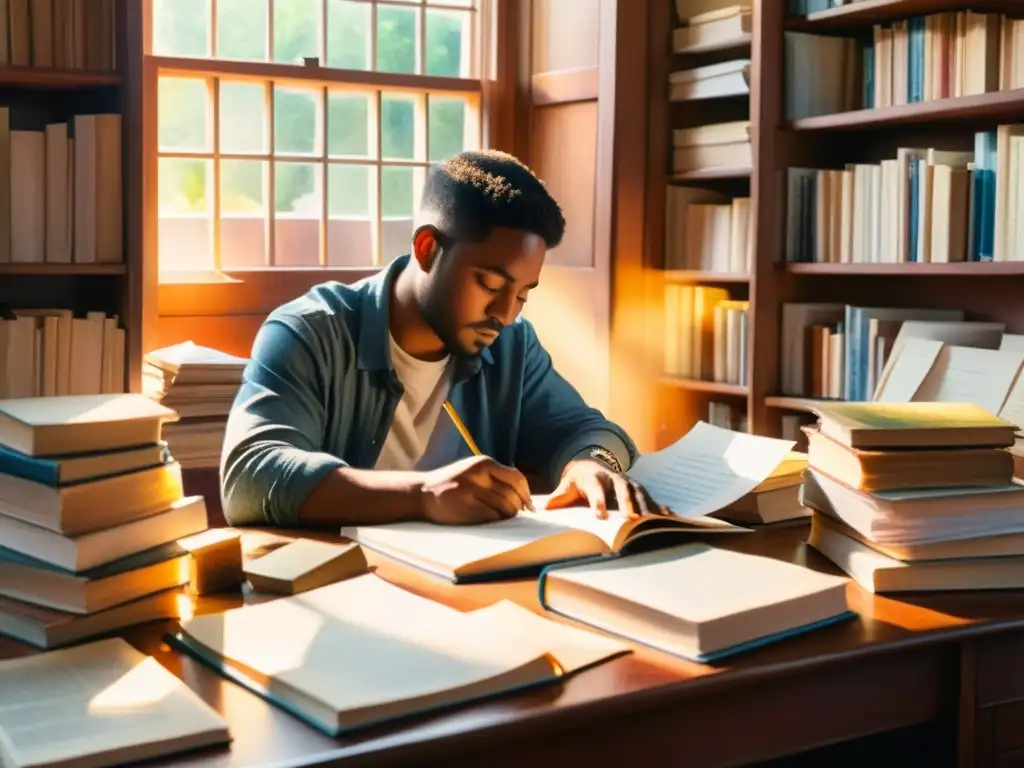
630;0;1024;452
0;0;145;394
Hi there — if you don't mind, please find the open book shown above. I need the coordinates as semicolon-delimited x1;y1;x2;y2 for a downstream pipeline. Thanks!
169;573;630;736
0;638;229;768
343;422;797;581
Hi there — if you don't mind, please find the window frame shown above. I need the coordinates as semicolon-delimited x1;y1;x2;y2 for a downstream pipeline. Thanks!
146;0;514;319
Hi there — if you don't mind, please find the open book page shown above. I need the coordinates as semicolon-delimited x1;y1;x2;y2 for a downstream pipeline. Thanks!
624;422;795;518
912;345;1024;415
343;512;605;573
179;575;568;721
0;638;228;768
874;337;944;402
999;371;1024;433
463;601;631;674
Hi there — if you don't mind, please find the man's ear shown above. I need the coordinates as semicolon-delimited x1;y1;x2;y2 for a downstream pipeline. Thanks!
412;226;439;270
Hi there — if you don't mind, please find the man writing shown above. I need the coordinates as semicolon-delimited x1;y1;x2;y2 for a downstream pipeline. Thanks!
221;150;658;527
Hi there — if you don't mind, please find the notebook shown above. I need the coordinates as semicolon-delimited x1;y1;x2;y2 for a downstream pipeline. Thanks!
0;638;229;768
538;544;854;663
343;422;798;582
169;573;631;736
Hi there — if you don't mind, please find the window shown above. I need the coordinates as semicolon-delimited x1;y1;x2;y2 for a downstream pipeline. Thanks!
150;0;485;278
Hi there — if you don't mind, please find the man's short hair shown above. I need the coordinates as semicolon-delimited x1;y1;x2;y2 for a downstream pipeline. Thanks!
418;150;566;249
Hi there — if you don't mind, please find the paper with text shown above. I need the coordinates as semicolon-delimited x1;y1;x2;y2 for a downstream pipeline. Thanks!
624;421;795;518
874;337;944;402
913;345;1024;415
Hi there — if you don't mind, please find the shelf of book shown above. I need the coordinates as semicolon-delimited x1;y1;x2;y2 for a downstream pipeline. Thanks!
0;3;141;397
782;262;1024;276
0;67;122;88
659;378;749;397
789;89;1024;131
0;264;127;276
786;0;1013;29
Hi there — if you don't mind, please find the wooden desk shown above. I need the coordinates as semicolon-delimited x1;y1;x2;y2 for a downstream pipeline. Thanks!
3;525;1024;767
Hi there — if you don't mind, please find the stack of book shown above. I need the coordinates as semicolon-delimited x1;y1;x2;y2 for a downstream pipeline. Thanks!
144;341;248;469
801;401;1024;593
0;393;210;649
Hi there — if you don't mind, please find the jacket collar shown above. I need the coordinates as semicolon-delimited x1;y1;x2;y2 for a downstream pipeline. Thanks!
355;254;494;376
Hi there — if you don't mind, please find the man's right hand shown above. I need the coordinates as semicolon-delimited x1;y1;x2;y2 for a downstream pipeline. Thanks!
419;456;533;525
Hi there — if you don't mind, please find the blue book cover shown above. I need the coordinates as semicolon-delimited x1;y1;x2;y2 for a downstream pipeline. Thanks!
0;442;170;487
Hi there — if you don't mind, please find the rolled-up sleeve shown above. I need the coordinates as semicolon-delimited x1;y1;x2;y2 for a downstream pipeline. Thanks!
513;321;638;489
220;316;346;527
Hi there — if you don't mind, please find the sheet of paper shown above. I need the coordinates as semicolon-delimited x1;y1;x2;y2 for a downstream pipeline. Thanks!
1001;334;1024;354
623;421;795;518
913;345;1024;415
998;371;1024;433
873;337;944;402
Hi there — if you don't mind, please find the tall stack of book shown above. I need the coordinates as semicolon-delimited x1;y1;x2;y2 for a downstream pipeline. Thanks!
0;393;210;649
143;341;248;470
801;401;1024;593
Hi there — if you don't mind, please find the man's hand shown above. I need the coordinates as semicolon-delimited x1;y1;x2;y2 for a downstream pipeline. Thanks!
545;459;663;520
419;456;533;525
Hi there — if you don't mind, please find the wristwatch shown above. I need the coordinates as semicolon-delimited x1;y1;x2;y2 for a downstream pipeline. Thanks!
579;445;623;474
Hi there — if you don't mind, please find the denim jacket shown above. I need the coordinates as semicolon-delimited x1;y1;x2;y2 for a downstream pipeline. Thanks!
220;255;638;525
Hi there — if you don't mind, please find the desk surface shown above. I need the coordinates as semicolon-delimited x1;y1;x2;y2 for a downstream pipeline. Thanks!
3;524;1024;767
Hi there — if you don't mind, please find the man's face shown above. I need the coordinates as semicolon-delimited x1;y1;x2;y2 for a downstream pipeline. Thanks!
421;226;547;358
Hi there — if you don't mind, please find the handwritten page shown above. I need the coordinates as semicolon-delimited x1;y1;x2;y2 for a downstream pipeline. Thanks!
913;345;1024;415
624;422;795;519
874;337;944;402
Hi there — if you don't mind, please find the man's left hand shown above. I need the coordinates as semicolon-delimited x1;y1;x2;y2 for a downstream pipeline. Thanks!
544;459;664;519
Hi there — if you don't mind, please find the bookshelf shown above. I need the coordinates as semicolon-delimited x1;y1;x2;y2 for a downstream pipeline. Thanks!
634;0;1024;452
0;1;142;396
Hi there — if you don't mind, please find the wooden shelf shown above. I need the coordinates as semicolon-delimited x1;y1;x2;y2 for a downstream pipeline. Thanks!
662;269;749;283
0;263;127;276
671;167;752;182
674;33;752;56
787;0;1014;30
764;396;829;412
789;88;1024;131
659;377;748;396
782;261;1024;276
0;67;121;87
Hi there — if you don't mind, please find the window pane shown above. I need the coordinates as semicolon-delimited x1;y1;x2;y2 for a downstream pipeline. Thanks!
221;160;267;268
217;0;268;60
428;96;472;161
425;10;470;78
158;158;211;271
327;164;374;266
381;93;417;160
220;82;266;154
327;0;371;70
275;162;321;266
274;86;321;156
428;0;472;7
158;78;210;152
327;92;373;158
376;4;418;74
274;0;319;64
153;0;210;57
381;165;424;260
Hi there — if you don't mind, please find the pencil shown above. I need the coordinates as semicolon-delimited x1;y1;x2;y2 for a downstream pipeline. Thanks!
442;400;482;456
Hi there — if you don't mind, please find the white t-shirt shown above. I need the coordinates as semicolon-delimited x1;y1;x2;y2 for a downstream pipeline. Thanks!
373;334;458;471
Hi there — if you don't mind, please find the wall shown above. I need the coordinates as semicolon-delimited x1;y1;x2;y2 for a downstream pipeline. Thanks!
518;0;611;414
